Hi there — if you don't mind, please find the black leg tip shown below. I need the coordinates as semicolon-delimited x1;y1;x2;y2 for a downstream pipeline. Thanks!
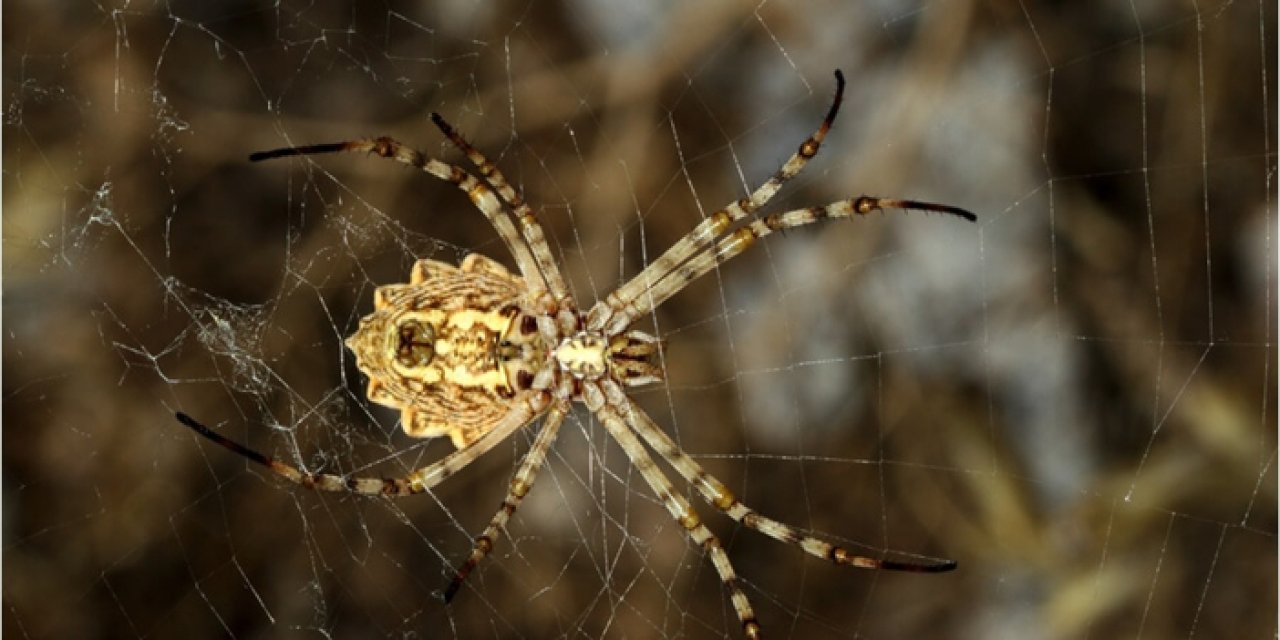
175;411;202;430
440;579;462;604
881;558;958;573
429;112;452;133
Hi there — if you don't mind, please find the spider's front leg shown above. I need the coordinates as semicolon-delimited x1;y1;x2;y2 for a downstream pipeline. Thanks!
610;383;955;573
587;69;976;335
585;383;763;639
586;70;851;332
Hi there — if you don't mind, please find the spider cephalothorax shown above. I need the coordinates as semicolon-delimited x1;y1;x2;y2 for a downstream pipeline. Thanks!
177;69;972;639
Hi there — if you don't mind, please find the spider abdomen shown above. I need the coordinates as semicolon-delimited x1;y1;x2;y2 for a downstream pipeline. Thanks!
344;254;548;448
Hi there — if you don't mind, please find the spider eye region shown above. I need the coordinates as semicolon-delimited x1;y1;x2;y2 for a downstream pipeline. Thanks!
607;330;666;387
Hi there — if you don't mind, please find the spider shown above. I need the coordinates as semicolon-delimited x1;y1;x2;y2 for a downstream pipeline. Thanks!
175;69;973;638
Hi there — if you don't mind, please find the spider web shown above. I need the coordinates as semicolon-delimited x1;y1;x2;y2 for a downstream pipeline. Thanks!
5;1;1276;638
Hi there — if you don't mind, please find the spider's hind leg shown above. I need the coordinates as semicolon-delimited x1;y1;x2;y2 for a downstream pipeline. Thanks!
441;406;567;603
429;112;572;305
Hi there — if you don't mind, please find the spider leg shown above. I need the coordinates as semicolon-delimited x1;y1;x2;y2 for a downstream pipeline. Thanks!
174;391;549;497
586;70;849;332
600;196;975;334
430;113;572;307
612;384;955;572
588;70;976;334
249;137;550;296
589;387;762;639
442;405;567;603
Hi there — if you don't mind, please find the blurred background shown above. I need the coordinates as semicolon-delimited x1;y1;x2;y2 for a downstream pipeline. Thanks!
5;1;1275;638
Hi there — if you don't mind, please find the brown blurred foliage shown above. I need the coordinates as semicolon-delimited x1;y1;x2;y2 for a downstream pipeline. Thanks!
5;1;1274;638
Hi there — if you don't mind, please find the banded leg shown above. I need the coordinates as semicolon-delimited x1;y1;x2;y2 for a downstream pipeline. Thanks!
586;70;850;332
442;406;567;602
429;113;571;305
249;137;549;295
591;396;761;640
600;196;975;334
609;383;955;572
174;391;550;497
